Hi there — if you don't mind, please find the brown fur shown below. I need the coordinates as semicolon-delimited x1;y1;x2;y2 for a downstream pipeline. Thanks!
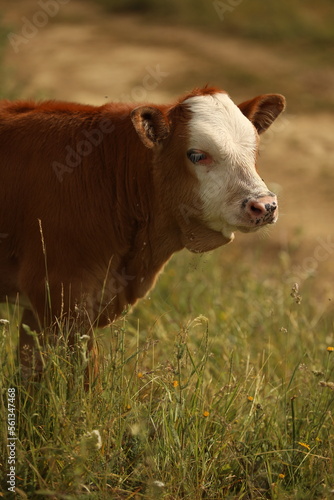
0;87;285;371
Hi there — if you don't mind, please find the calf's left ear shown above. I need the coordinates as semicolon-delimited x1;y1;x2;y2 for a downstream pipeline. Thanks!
131;106;170;148
238;94;286;134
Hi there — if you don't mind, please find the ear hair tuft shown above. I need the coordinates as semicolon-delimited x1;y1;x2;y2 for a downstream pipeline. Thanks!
131;106;170;148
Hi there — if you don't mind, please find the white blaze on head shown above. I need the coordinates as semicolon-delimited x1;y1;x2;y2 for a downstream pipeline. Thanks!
184;92;271;238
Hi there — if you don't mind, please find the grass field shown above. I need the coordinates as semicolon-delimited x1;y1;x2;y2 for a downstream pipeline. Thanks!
1;242;334;499
0;0;334;498
93;0;334;47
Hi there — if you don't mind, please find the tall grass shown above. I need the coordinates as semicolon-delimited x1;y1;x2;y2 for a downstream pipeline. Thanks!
1;242;333;498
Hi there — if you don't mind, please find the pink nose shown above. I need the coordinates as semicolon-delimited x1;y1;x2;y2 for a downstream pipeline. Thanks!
245;195;278;225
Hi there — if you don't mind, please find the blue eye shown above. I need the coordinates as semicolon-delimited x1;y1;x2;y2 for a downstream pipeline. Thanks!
187;149;207;164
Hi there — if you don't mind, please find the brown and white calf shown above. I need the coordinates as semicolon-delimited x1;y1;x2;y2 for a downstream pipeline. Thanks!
0;86;285;360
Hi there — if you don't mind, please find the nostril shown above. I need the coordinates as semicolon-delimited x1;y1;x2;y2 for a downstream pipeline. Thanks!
250;204;263;216
246;199;278;219
248;201;265;216
244;195;278;225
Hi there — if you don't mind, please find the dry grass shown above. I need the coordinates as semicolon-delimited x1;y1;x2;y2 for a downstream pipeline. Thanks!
0;2;334;497
1;244;334;498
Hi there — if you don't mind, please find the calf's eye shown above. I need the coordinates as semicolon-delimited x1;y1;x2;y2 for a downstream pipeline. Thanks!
187;149;208;164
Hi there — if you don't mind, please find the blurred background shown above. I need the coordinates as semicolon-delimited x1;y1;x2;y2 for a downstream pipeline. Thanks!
1;0;334;292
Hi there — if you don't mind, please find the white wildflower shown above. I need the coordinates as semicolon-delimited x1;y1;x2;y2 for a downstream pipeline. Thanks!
81;429;102;453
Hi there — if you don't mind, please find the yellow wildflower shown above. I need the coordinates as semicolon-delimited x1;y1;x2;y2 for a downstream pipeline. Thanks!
173;380;179;388
247;396;254;402
327;346;334;352
278;474;285;479
137;372;144;378
203;411;210;417
298;441;310;450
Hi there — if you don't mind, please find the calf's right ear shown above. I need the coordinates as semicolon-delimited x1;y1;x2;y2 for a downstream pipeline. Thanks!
131;106;170;148
238;94;286;134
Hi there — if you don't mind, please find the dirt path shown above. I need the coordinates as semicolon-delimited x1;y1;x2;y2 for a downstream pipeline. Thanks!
2;0;334;276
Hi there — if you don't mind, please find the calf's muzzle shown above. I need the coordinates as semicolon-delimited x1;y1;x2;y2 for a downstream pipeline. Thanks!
244;194;278;226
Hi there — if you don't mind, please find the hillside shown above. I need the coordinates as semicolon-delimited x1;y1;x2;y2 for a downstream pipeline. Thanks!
1;0;334;284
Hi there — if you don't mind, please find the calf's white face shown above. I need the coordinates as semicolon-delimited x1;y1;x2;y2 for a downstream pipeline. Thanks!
131;88;286;248
185;92;277;239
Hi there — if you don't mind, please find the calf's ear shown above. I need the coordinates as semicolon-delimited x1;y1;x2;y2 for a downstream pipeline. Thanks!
131;106;170;148
238;94;286;134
